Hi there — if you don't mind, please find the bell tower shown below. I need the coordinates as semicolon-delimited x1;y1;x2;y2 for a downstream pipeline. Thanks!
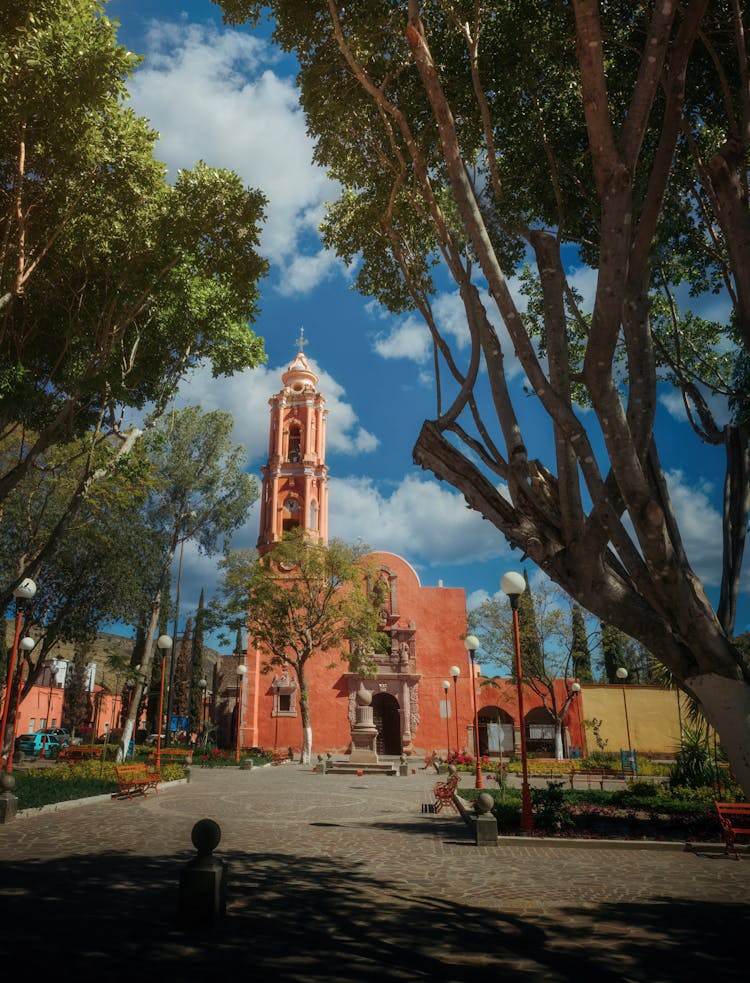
257;331;329;554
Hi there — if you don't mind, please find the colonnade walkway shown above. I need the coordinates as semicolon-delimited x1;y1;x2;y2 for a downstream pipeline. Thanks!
0;763;747;981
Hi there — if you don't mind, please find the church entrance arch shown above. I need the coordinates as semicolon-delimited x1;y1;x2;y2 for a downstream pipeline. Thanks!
372;692;401;755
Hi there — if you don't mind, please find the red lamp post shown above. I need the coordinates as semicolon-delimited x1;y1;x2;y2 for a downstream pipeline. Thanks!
155;634;173;770
4;637;35;773
235;663;247;764
0;578;36;764
442;679;451;758
502;570;533;832
450;665;460;751
464;635;483;789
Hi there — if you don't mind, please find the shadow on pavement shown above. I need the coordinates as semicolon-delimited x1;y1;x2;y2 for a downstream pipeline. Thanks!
0;848;746;982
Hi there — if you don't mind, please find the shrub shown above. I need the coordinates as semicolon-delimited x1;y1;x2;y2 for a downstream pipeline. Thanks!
670;726;721;790
530;782;575;833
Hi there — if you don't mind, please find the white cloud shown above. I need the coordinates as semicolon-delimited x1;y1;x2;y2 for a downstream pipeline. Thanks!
170;356;379;461
371;282;523;380
659;386;730;428
328;473;509;567
664;469;725;589
373;316;432;363
127;20;340;292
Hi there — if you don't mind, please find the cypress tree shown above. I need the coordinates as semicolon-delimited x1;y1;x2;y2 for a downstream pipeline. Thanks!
515;568;543;681
571;605;594;681
600;621;626;682
172;617;193;718
189;589;206;735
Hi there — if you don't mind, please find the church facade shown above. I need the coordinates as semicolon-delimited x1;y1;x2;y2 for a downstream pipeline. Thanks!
221;341;586;760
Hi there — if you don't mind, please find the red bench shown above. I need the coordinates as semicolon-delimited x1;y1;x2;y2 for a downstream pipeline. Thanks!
433;772;460;814
114;764;160;800
715;801;750;860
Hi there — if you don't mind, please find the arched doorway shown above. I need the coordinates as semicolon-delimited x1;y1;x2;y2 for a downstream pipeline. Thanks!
526;705;556;756
372;692;401;755
478;707;514;757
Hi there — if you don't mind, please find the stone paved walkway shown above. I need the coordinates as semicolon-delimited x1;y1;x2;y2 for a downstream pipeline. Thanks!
0;765;747;981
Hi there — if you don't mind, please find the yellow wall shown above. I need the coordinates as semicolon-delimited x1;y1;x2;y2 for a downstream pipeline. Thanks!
580;685;687;755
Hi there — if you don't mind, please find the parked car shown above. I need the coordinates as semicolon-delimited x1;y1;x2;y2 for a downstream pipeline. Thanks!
38;727;72;740
16;732;69;758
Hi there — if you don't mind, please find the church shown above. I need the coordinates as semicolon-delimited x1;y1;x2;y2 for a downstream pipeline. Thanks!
212;341;588;761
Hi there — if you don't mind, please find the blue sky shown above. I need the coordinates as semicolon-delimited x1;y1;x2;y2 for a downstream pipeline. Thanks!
104;1;747;649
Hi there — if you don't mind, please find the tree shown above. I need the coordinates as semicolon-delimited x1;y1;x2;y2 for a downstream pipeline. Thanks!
63;644;92;737
172;617;193;720
571;606;594;682
218;529;382;764
117;406;258;760
0;2;268;597
469;580;585;759
189;590;207;737
220;1;750;793
600;622;627;684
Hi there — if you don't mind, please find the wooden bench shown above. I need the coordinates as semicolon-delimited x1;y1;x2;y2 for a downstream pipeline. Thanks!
271;748;288;765
58;745;103;764
433;772;460;814
146;747;192;767
715;801;750;860
114;764;161;800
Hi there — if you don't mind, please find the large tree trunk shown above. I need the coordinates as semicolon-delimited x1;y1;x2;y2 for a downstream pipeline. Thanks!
297;658;313;764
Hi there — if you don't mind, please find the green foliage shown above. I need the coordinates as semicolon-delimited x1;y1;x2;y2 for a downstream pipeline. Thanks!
670;725;723;790
530;782;575;833
0;0;267;513
570;605;593;682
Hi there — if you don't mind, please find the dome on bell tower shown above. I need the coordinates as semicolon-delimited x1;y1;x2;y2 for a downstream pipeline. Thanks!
281;327;318;392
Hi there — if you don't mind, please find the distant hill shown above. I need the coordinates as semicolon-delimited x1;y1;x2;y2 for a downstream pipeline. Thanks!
3;623;226;692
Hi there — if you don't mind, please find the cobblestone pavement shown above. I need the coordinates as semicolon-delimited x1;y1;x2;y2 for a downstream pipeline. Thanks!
1;765;747;982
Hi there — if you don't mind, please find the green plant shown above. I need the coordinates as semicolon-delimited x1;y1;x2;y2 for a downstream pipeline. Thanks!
584;718;609;752
627;780;659;797
530;782;575;833
670;725;720;790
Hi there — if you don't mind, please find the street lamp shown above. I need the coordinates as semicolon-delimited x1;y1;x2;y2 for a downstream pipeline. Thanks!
235;664;248;764
450;665;461;751
39;665;58;760
442;680;451;758
501;570;533;832
4;637;35;773
464;635;483;789
616;667;633;757
155;635;173;770
0;578;36;764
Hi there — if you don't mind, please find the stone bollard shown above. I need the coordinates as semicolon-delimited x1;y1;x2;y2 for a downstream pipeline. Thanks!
474;792;498;846
177;819;226;930
315;754;326;774
240;757;253;771
184;765;192;783
399;754;408;777
0;772;17;824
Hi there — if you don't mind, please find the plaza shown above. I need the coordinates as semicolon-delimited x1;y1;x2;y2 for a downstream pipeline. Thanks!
1;764;747;981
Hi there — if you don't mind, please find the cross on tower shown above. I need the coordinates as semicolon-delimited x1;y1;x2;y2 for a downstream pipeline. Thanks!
295;326;308;352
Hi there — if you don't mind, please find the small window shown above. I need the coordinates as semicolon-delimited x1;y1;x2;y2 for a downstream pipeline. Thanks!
279;693;291;713
28;718;36;733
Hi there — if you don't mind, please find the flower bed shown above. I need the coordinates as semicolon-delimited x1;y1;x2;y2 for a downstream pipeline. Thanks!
459;786;727;842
